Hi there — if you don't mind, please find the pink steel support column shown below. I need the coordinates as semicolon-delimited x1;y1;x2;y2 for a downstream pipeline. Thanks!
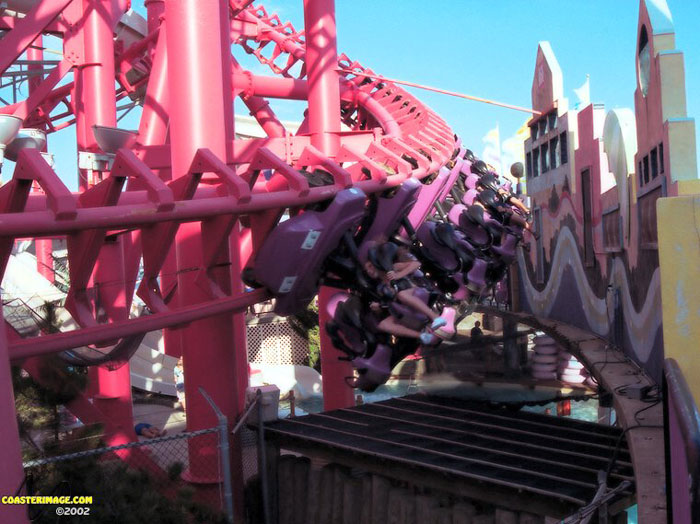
73;0;133;444
303;0;341;157
219;3;235;163
36;239;54;281
27;36;43;94
229;228;250;413
93;239;133;448
318;285;354;410
303;0;354;409
138;24;169;149
80;0;117;137
165;0;246;515
73;0;118;190
223;7;247;405
28;37;55;283
0;308;30;524
134;23;180;359
144;0;165;34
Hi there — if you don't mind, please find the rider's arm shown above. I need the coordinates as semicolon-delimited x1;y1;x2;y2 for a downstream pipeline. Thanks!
391;260;421;280
499;188;529;213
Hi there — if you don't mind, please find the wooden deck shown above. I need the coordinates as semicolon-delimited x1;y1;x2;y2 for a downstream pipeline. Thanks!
265;394;634;519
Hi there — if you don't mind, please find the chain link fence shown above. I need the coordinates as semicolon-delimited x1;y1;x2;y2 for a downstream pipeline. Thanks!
240;426;264;523
19;391;269;524
22;427;228;523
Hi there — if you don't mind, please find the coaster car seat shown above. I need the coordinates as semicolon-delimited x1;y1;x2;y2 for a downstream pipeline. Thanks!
250;188;367;316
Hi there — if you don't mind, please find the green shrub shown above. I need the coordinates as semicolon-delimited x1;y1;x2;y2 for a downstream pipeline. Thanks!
27;457;227;524
288;302;321;371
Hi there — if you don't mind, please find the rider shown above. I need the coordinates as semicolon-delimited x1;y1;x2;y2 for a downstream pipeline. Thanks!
363;243;449;344
477;172;530;217
470;168;536;235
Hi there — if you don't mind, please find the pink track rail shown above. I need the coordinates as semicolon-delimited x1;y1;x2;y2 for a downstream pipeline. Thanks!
0;0;456;359
0;3;457;515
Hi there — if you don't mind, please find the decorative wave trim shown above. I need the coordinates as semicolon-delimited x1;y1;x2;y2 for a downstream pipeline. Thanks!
518;226;661;361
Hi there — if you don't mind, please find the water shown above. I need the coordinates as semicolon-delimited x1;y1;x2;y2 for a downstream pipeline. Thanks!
281;382;412;416
287;380;601;425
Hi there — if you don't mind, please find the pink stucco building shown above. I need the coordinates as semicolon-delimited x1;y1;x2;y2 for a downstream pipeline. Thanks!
519;0;697;383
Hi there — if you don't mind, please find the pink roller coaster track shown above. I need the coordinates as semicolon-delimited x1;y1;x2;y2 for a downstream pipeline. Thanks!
0;1;457;520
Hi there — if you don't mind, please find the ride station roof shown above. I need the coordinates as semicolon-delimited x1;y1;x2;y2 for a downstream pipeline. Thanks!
263;394;634;518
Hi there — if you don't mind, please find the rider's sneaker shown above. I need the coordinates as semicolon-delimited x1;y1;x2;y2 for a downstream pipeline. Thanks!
430;317;447;330
435;307;457;339
419;332;439;345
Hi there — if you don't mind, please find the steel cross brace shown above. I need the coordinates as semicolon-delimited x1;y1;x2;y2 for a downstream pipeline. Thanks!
381;137;430;172
336;144;390;183
294;145;353;188
0;157;36;277
64;149;173;326
245;147;310;196
0;0;74;76
188;148;251;299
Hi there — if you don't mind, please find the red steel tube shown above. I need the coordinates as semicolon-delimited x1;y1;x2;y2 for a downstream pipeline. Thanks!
234;71;308;100
0;0;72;76
92;237;133;448
144;0;164;34
318;285;355;410
135;20;178;362
303;0;352;409
27;34;43;94
74;0;132;447
137;23;170;166
35;237;54;281
6;190;449;407
10;289;270;361
0;312;28;524
165;0;246;508
231;58;289;137
10;169;439;238
303;0;341;156
241;95;286;137
79;0;118;147
28;37;55;282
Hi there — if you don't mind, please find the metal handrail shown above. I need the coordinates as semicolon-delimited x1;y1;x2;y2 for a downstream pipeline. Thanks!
199;387;272;524
256;389;272;524
200;387;262;524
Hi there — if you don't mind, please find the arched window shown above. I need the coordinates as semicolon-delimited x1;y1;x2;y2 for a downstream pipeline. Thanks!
638;25;650;96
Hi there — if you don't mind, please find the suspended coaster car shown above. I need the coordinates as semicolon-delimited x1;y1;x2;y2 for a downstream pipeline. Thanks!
247;187;367;316
355;177;421;259
247;143;528;391
325;291;433;392
320;178;422;294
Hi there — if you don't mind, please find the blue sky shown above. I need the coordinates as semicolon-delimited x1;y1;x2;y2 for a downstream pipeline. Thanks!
28;1;700;189
340;0;700;167
259;0;700;169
